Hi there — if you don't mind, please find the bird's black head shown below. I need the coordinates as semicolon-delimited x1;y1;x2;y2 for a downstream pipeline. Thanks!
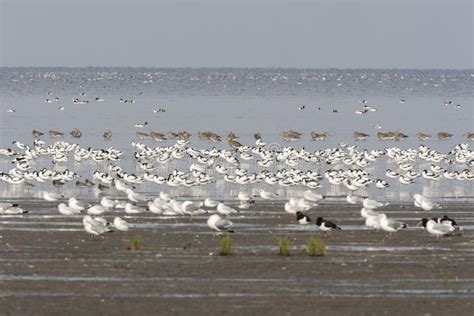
296;211;304;220
417;218;428;227
316;217;323;225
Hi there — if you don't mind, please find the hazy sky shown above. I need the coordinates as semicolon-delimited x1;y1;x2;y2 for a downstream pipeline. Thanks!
0;0;472;68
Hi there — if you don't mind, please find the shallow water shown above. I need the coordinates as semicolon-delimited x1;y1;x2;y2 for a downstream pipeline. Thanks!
0;68;473;200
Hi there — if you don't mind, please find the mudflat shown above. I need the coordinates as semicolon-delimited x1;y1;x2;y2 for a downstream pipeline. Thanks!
1;201;473;315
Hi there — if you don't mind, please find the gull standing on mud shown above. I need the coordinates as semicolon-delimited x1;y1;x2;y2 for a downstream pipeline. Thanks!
207;214;235;234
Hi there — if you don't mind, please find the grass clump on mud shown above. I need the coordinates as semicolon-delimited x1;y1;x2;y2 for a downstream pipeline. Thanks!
125;236;143;251
219;235;236;256
278;237;292;256
307;237;326;256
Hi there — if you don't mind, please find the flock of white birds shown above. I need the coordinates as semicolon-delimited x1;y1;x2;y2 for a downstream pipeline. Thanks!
0;134;471;241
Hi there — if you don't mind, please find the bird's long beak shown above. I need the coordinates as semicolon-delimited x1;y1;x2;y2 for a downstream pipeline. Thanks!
416;220;423;226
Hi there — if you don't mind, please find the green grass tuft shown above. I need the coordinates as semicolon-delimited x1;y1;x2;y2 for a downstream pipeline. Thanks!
219;235;236;256
307;237;326;256
278;237;292;256
125;236;143;251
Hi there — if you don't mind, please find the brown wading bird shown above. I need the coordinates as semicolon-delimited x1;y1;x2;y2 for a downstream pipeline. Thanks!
437;132;453;140
281;130;302;142
178;131;191;141
417;132;431;141
53;179;65;188
198;131;221;143
70;128;82;138
467;132;474;141
98;183;109;192
32;129;44;138
103;131;112;140
136;131;149;140
310;132;329;141
227;132;238;141
226;132;242;149
228;138;243;150
49;130;64;138
377;132;393;141
394;131;408;141
354;131;369;141
150;131;167;142
167;131;179;139
76;180;89;188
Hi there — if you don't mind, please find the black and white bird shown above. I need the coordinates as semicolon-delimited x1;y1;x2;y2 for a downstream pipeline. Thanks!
433;215;458;227
296;211;311;225
418;217;460;239
316;217;341;233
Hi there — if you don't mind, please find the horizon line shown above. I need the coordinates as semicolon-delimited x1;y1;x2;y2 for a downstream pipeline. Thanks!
0;66;473;71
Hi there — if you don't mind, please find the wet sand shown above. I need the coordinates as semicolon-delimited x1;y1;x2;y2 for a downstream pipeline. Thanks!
1;201;473;315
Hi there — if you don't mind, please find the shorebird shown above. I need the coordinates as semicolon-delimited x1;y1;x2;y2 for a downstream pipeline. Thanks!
316;217;341;234
296;211;311;225
394;131;408;141
413;194;440;211
58;203;81;216
377;132;393;141
0;205;27;214
83;215;113;237
150;131;167;142
70;129;82;138
417;218;459;239
103;130;112;140
198;131;221;143
136;131;149;140
310;132;329;141
363;198;388;210
228;138;243;150
113;217;131;231
134;122;148;128
354;131;369;141
204;198;219;208
417;132;431;141
281;130;302;142
207;214;234;234
32;130;44;138
87;205;107;215
437;132;453;140
68;197;86;212
49;130;64;138
379;214;407;238
217;202;238;216
42;191;63;202
167;131;179;139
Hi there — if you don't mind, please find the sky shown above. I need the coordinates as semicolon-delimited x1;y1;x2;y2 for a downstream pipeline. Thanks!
0;0;472;69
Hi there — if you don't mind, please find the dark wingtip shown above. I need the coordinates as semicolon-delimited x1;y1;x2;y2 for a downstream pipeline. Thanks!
12;203;19;207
